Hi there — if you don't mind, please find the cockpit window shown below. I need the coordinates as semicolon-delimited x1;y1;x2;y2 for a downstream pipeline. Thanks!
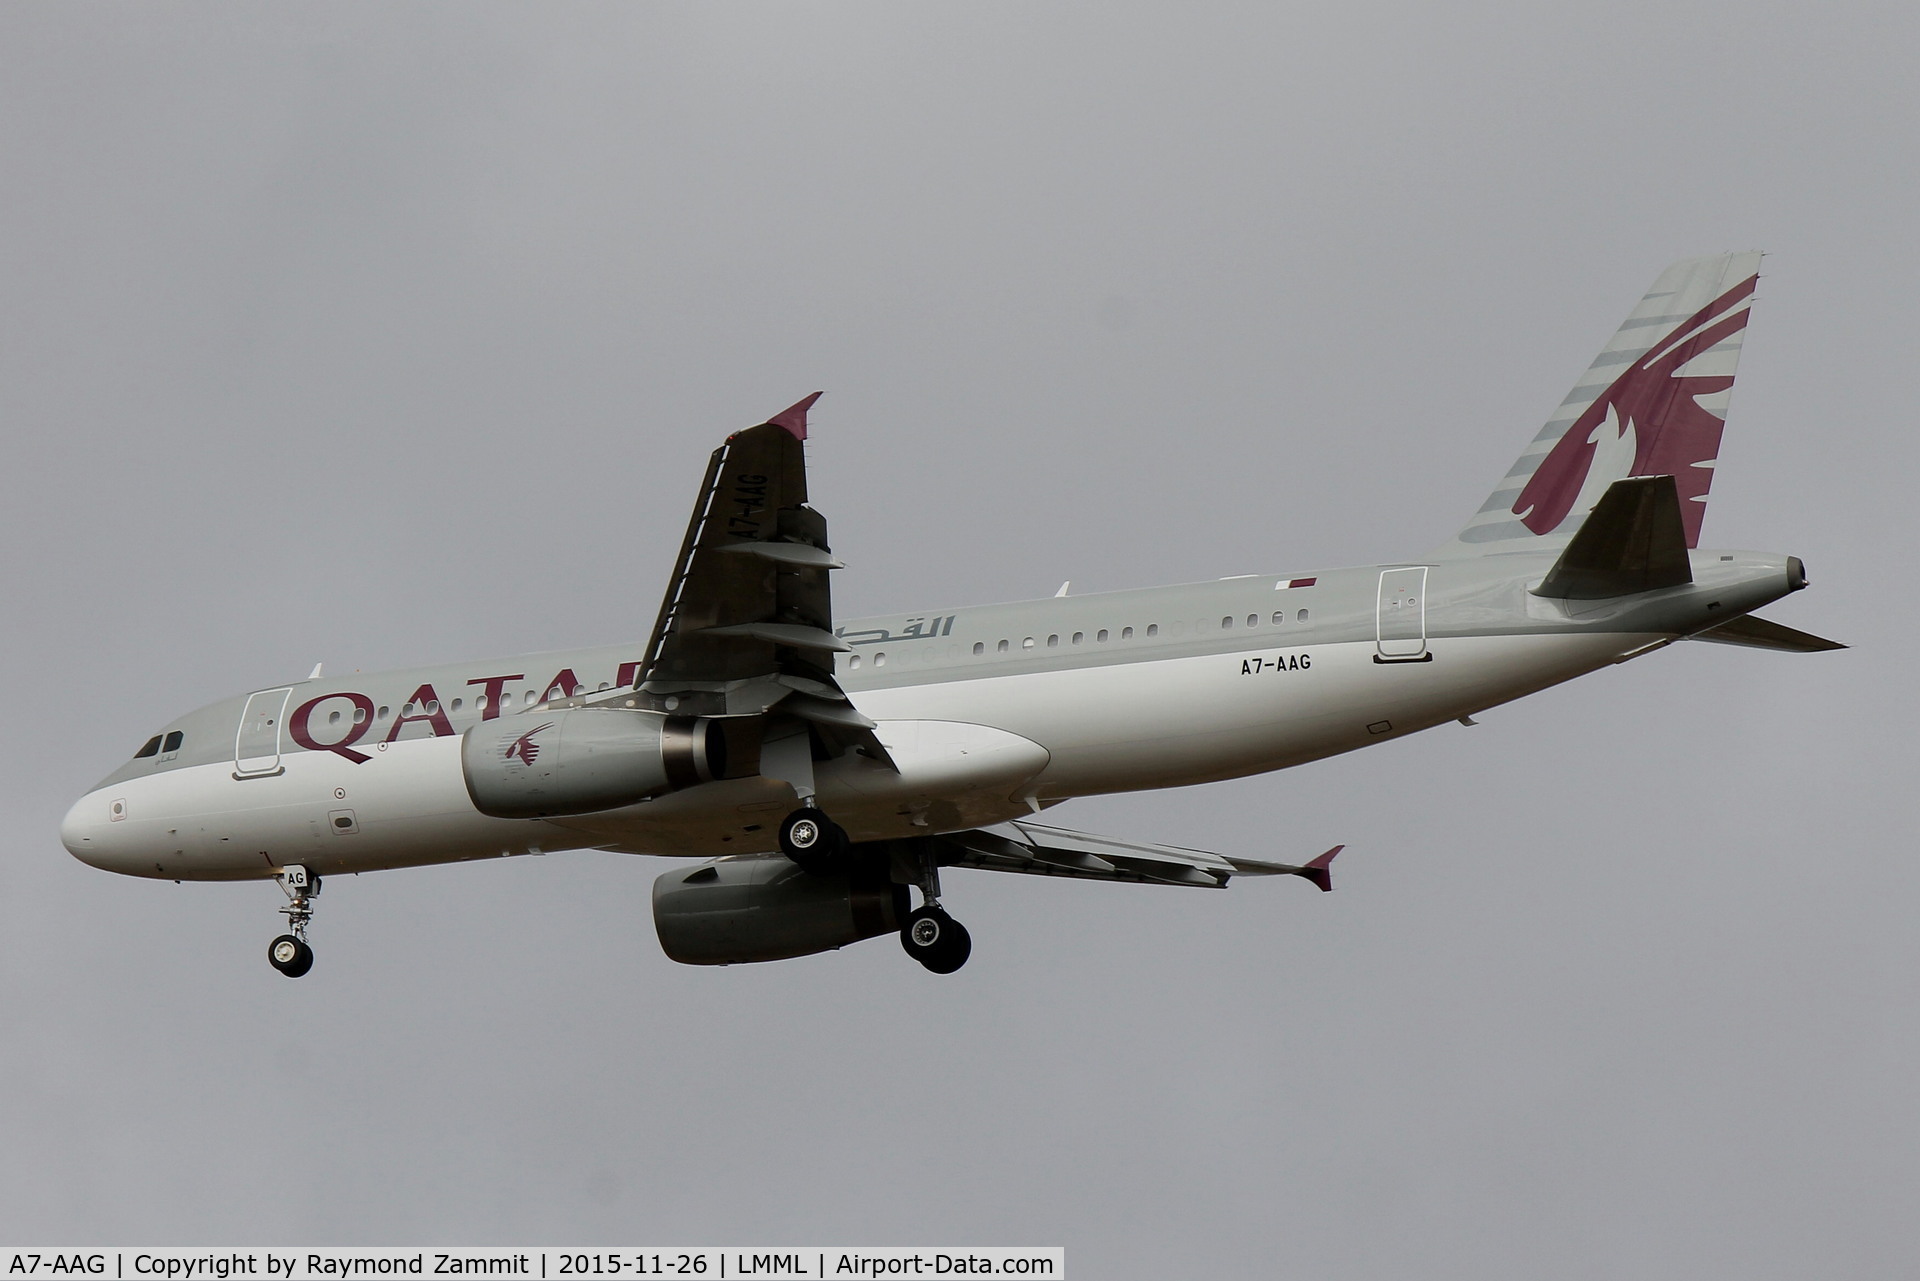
162;731;184;753
134;735;163;759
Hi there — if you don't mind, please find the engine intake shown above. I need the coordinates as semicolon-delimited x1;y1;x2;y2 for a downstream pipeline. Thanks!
653;858;905;965
461;707;724;819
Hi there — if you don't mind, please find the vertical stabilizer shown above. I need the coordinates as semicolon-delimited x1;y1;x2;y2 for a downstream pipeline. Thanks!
1436;253;1763;558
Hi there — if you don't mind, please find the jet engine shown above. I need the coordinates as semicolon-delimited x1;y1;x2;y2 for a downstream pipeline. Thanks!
461;707;725;819
652;857;906;965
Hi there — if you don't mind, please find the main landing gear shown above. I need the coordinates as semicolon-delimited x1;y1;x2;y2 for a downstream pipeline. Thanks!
778;808;973;973
268;864;320;978
779;805;851;876
899;857;971;975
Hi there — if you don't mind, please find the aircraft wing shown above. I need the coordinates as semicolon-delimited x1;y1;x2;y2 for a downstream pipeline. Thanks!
933;820;1342;890
604;394;891;764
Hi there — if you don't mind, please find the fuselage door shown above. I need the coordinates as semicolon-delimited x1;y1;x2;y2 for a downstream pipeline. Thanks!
235;687;292;777
1375;567;1430;662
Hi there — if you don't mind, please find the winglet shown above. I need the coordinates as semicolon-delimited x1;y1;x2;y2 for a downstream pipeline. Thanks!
765;391;824;441
1298;845;1342;892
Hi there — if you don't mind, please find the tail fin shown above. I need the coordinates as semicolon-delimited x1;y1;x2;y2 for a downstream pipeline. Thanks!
1436;253;1763;558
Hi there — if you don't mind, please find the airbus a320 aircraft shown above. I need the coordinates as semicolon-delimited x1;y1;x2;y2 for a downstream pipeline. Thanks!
63;254;1841;977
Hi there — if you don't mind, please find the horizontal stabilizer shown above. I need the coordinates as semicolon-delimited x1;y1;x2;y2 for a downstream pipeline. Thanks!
1533;475;1692;600
1691;614;1847;653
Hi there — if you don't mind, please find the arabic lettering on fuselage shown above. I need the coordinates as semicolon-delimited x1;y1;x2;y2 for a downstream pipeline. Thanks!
833;615;958;647
286;661;644;763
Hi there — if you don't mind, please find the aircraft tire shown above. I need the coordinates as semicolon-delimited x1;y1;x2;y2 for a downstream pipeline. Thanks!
268;934;314;978
779;807;848;875
901;907;971;974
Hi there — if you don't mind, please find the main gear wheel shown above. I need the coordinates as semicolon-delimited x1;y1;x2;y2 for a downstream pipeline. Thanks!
779;806;850;875
900;905;972;974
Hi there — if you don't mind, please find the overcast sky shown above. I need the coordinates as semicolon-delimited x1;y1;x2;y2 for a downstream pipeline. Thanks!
2;4;1913;1276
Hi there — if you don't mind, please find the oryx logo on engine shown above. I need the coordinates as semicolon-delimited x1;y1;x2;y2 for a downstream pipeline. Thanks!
505;722;556;767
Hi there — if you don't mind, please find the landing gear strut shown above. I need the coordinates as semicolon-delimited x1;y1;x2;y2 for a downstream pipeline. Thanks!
780;806;851;876
268;864;319;978
898;857;971;974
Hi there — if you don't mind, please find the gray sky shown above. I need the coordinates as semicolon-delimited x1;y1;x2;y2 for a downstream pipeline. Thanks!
2;3;1912;1276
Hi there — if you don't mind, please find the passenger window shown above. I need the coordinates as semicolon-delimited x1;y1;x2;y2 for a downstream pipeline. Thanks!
1122;626;1134;639
377;706;391;720
328;710;343;725
1222;616;1234;629
875;653;887;667
1297;609;1309;622
850;655;862;669
997;639;1009;653
1146;624;1158;637
451;698;464;712
1072;632;1083;645
1047;634;1059;648
134;735;162;759
1097;629;1109;642
354;707;368;723
1248;614;1258;628
1272;611;1285;625
1023;637;1036;649
973;642;984;656
162;731;183;752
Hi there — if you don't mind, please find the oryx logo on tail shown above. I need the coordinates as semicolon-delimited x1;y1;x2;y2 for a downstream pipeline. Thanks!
1513;272;1758;546
505;722;556;766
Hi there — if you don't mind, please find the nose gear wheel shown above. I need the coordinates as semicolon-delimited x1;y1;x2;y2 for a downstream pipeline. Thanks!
268;933;314;977
269;865;321;978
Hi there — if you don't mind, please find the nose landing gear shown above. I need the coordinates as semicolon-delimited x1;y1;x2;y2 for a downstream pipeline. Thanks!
268;864;320;978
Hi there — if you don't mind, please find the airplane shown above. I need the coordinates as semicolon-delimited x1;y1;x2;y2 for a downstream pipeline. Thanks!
61;252;1842;978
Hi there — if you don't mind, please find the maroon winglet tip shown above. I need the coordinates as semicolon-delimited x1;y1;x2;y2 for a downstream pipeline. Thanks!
1301;845;1342;892
765;391;824;440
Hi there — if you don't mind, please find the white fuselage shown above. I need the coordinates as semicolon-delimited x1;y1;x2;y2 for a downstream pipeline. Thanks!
61;619;1652;883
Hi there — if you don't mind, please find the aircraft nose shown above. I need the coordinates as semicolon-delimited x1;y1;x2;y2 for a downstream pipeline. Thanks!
61;790;127;871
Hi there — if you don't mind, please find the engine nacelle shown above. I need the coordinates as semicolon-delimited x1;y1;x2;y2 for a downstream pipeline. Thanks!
652;858;905;965
461;707;724;819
